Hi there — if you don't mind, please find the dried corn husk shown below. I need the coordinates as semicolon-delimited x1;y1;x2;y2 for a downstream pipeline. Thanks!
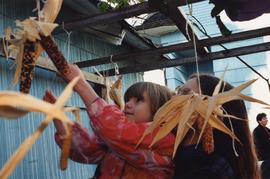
43;91;81;170
138;79;270;157
4;0;62;89
41;0;63;23
0;77;79;179
109;76;124;110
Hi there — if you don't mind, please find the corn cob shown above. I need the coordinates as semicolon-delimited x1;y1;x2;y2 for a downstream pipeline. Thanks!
39;35;70;74
19;40;38;93
195;116;214;154
109;76;124;110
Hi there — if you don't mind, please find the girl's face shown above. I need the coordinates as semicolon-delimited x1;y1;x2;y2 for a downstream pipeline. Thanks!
123;91;152;123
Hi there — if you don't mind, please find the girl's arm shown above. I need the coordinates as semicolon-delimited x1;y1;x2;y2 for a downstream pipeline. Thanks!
60;65;174;169
43;90;106;164
60;64;99;108
54;123;106;164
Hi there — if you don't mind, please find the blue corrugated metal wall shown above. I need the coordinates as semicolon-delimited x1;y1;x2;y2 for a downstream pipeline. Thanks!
0;0;143;178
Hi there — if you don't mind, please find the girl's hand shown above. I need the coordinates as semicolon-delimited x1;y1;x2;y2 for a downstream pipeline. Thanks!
43;90;56;104
60;64;87;93
61;64;85;83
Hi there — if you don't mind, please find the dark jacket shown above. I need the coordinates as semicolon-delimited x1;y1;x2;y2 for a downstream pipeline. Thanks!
173;144;234;179
253;125;270;161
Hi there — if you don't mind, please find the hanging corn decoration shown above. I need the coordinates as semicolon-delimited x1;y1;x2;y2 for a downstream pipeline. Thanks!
109;75;124;110
2;0;74;171
19;40;38;93
39;35;70;74
137;79;270;157
4;0;63;93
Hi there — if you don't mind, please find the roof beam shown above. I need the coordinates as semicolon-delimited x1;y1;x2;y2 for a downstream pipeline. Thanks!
97;41;270;75
54;0;204;33
148;0;207;55
75;26;270;67
0;40;107;86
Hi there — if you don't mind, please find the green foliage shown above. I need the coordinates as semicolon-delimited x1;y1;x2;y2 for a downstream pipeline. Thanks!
98;0;145;11
98;1;110;12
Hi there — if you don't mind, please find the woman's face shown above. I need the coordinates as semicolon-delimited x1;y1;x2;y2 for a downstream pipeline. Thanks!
178;78;200;95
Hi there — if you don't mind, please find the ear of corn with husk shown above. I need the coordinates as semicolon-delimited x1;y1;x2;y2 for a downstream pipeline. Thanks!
138;79;269;157
109;75;124;110
4;0;62;93
0;77;79;179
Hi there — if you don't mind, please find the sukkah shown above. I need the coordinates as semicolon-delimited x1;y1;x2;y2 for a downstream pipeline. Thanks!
0;0;269;178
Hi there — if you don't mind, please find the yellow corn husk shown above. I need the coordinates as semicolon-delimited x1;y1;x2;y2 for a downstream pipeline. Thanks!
60;108;81;170
138;79;270;157
59;123;72;170
65;107;81;123
0;77;79;179
4;0;62;89
109;76;124;110
41;0;63;23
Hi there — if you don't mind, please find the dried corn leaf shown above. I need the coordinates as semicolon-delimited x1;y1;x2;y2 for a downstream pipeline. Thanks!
36;21;58;36
12;41;25;87
0;115;53;179
196;96;217;147
208;116;239;143
4;0;62;89
138;79;270;157
0;78;79;179
42;0;63;23
59;107;81;170
65;107;81;123
0;106;27;119
109;76;124;110
60;123;72;170
0;92;68;121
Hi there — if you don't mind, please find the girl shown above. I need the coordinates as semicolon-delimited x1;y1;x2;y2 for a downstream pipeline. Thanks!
174;74;259;179
44;64;175;179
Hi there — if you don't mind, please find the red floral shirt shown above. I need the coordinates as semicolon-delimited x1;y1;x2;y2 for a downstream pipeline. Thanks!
55;98;175;179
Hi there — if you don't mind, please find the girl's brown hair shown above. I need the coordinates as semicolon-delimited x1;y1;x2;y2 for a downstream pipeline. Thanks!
190;74;259;179
124;82;173;117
